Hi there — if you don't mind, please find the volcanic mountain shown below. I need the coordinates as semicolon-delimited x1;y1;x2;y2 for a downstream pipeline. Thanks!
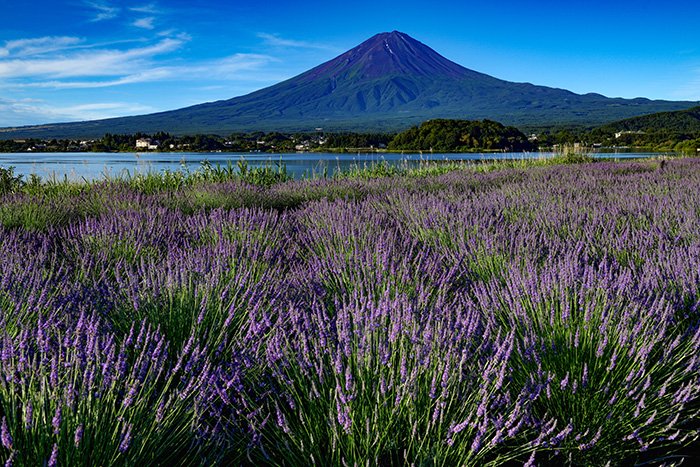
2;31;697;138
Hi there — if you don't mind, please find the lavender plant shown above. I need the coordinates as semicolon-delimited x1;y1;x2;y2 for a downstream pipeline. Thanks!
0;314;218;466
0;157;699;465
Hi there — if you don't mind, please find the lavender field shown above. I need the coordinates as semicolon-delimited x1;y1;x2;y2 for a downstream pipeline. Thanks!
0;158;699;465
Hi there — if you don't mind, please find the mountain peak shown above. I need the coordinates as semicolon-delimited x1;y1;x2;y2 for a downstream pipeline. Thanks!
303;30;470;81
372;30;411;42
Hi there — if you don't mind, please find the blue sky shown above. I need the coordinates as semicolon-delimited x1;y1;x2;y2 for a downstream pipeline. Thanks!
1;0;699;127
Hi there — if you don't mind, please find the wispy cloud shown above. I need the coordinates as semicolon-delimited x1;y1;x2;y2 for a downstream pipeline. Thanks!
85;1;120;22
195;54;277;78
0;38;184;80
0;48;274;89
10;70;174;89
130;3;160;14
133;17;156;30
157;30;192;42
257;33;339;52
0;97;154;126
0;37;84;57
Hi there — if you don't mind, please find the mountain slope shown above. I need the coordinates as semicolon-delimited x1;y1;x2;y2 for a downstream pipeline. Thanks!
1;31;697;138
598;106;700;133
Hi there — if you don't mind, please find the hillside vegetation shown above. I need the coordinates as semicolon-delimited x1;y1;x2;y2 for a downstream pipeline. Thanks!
388;119;534;151
599;106;700;133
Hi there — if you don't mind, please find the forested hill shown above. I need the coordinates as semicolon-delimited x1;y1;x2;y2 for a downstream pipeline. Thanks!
599;106;700;133
388;119;533;152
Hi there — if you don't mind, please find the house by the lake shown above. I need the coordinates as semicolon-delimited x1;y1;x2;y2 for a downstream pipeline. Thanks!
135;138;160;150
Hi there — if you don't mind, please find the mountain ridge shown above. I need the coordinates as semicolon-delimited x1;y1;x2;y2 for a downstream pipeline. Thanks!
598;105;700;133
1;31;697;139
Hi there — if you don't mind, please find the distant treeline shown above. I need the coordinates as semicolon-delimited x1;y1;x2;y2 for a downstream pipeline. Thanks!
0;120;532;153
3;114;700;153
0;131;394;153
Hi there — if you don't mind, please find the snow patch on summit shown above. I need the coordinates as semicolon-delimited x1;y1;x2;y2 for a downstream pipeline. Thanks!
384;40;394;55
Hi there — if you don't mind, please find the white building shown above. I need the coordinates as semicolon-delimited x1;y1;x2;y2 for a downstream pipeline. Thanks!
135;138;159;150
614;130;645;139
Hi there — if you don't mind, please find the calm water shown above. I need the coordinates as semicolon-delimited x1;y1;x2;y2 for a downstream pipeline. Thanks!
0;151;671;181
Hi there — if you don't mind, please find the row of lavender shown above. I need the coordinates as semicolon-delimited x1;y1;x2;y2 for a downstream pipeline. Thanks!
1;159;699;465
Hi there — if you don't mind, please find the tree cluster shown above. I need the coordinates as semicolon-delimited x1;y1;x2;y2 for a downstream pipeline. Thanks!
388;119;534;152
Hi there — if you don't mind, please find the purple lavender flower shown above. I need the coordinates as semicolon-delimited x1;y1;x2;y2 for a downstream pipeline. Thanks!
119;423;133;453
336;401;352;435
275;404;290;434
1;417;12;450
523;450;536;467
52;405;62;435
578;427;602;451
74;424;84;447
470;430;484;454
560;372;569;390
24;400;33;431
155;400;166;423
48;443;58;467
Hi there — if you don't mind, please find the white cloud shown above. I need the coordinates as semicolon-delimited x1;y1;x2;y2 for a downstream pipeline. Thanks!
0;38;184;80
85;1;120;22
257;33;339;52
133;17;156;30
10;70;173;89
130;4;159;14
0;52;275;89
191;54;277;78
0;21;294;127
0;97;154;126
0;37;84;57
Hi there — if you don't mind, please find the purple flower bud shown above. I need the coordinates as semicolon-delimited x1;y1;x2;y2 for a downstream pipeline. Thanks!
275;405;290;434
578;427;602;451
470;430;483;453
24;401;33;430
450;417;470;436
523;450;536;467
336;401;352;435
119;423;132;453
74;424;84;447
156;400;166;423
50;358;58;388
560;372;569;390
48;443;58;467
1;417;12;450
596;335;607;358
551;422;573;445
52;406;62;435
123;385;138;409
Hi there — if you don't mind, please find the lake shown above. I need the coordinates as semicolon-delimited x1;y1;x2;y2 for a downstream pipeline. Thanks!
0;150;672;181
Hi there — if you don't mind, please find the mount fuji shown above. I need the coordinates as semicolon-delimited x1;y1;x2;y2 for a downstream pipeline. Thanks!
1;31;696;138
